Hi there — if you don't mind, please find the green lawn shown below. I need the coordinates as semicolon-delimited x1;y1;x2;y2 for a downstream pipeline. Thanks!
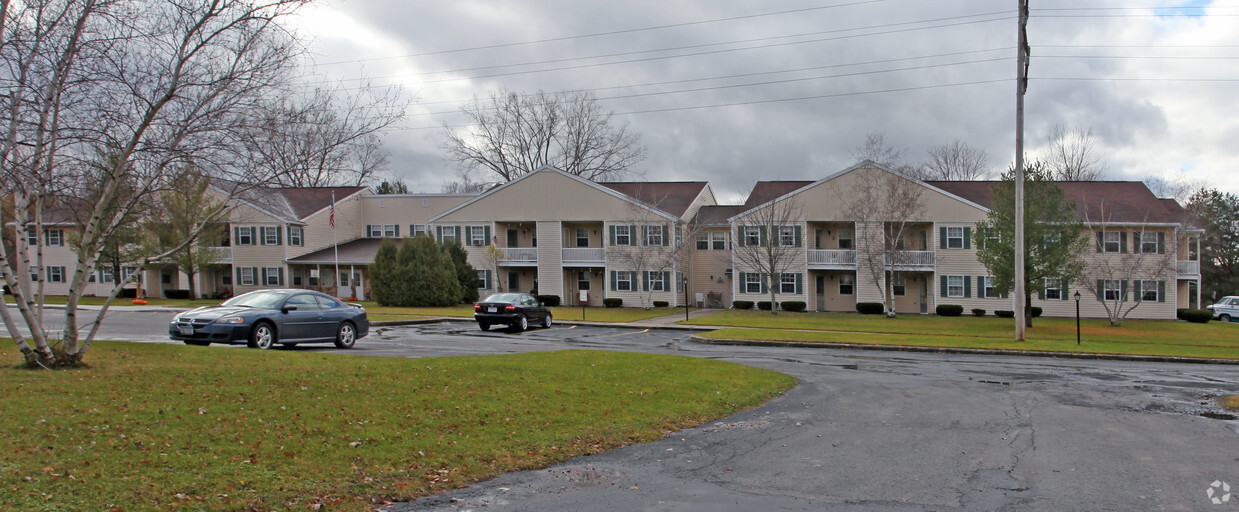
0;343;794;511
689;310;1239;359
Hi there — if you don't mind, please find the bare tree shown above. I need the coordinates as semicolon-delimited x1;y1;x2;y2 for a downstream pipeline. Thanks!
850;131;924;178
837;167;926;316
922;139;992;180
607;188;698;308
732;196;804;314
441;175;489;194
1078;207;1178;326
1042;125;1107;181
1143;169;1203;202
442;88;644;186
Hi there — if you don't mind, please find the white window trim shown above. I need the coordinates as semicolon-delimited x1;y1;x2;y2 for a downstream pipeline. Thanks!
239;267;256;286
413;224;428;237
237;226;254;245
779;273;796;294
1103;231;1121;253
779;226;796;247
576;228;590;247
744;226;761;247
264;267;281;286
263;226;279;245
711;231;727;250
838;274;854;295
470;226;487;246
892;274;907;296
46;229;63;246
947;275;965;298
616;271;634;292
615;225;631;246
1141;280;1159;302
1043;278;1061;300
1103;280;1122;301
946;227;965;249
289;227;303;246
648;271;665;292
645;225;663;246
48;266;65;283
745;272;762;294
696;233;709;250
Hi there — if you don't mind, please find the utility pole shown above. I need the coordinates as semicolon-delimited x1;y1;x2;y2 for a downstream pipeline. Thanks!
1014;0;1029;341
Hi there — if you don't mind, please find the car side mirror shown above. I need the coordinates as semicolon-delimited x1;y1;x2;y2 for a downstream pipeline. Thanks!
282;305;298;313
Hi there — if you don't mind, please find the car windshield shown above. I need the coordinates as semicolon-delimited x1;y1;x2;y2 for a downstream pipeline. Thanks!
482;293;521;304
221;291;289;310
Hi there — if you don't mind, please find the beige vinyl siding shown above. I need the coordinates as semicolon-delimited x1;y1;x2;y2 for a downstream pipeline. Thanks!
536;221;564;298
680;185;717;222
360;194;473;232
688;227;732;307
436;171;650;223
301;193;365;255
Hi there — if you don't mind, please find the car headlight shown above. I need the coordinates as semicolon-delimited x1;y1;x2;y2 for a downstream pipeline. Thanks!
217;316;246;324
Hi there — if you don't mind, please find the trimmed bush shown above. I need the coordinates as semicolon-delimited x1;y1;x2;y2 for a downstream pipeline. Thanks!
971;308;986;317
535;295;561;307
163;289;190;300
1031;306;1043;318
1176;308;1188;320
757;301;773;311
603;298;623;308
995;310;1015;318
118;288;137;298
733;300;754;310
652;300;669;308
781;301;806;312
936;304;964;317
856;302;885;315
1181;308;1213;323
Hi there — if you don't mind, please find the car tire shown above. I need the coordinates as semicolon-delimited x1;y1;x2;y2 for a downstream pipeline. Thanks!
479;323;491;331
248;322;276;349
334;322;356;349
542;312;552;328
183;340;210;346
1222;314;1232;323
514;314;528;332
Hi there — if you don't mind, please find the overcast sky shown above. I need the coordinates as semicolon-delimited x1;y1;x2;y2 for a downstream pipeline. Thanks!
290;0;1234;203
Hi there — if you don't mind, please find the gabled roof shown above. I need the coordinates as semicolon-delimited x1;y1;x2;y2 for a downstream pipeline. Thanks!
214;180;368;223
743;181;814;209
926;181;1186;224
285;237;397;265
692;205;745;226
600;181;710;218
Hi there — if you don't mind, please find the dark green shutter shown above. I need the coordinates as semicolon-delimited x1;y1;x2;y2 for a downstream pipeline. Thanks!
1096;231;1103;252
276;226;283;245
738;272;746;292
940;275;947;297
760;273;768;294
794;226;802;247
758;226;767;247
484;225;490;245
737;226;745;247
261;268;268;285
1121;280;1129;300
663;271;671;290
963;276;971;298
609;226;616;246
394;225;400;237
663;224;670;246
1158;281;1165;302
1037;279;1044;300
1157;232;1165;254
940;227;948;249
1097;279;1104;300
1134;281;1142;301
610;271;617;291
642;271;649;291
795;273;803;294
1119;232;1127;253
454;226;461;243
278;268;285;286
1133;232;1142;253
1061;279;1069;300
963;227;971;249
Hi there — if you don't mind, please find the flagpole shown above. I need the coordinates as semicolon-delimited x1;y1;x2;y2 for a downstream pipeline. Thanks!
331;192;339;297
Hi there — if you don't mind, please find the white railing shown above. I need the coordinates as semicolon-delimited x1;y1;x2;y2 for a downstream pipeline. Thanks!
886;250;935;267
562;247;605;262
1177;260;1200;275
206;247;232;264
499;247;538;263
807;249;856;266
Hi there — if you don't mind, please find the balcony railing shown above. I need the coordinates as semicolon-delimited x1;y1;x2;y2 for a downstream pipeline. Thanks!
562;247;605;263
205;246;232;264
499;247;538;264
1177;260;1200;276
807;249;856;267
885;250;935;268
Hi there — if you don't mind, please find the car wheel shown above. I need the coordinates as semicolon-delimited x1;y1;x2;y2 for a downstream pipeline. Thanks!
334;322;356;349
183;340;210;346
1222;314;1232;323
514;314;528;332
479;323;491;331
248;322;276;349
542;312;552;328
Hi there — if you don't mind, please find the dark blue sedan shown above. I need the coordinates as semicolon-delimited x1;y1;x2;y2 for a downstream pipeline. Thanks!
169;289;369;349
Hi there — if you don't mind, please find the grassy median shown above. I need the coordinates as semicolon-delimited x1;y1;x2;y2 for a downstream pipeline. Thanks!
366;304;688;323
690;310;1239;359
0;342;794;511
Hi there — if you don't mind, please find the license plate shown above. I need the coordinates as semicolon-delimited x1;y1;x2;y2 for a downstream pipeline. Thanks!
179;325;194;335
488;307;497;313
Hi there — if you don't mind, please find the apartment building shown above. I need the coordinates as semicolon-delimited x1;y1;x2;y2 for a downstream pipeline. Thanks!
16;162;1203;319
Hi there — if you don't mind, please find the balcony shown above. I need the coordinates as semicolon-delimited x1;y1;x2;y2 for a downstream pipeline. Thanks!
885;250;935;270
562;247;605;265
205;247;232;264
499;247;538;266
807;249;857;269
1177;260;1200;277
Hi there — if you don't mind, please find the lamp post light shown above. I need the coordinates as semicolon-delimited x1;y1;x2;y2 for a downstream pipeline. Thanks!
683;276;690;321
1074;290;1082;345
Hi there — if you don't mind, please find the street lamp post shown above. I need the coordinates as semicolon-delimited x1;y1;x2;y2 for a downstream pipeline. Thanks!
1074;290;1082;345
683;276;690;321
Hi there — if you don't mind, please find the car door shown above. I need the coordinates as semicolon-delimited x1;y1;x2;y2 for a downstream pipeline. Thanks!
280;293;321;341
521;294;545;322
315;295;349;340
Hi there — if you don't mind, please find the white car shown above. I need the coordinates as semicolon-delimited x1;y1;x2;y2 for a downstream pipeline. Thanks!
1206;296;1239;322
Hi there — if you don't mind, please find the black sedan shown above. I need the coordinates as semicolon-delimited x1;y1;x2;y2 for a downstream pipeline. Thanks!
474;293;552;332
169;289;369;349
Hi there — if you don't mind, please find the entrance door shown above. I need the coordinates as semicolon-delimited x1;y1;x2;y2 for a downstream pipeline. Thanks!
919;276;928;314
337;271;365;300
815;274;826;312
507;229;519;248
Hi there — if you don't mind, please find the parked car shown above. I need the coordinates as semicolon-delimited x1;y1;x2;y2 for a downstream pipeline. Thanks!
474;293;552;331
169;289;369;348
1206;296;1239;322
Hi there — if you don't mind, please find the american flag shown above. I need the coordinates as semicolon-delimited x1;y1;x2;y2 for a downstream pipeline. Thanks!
329;194;335;228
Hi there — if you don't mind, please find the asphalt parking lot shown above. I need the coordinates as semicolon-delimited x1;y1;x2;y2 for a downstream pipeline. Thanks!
8;312;1239;510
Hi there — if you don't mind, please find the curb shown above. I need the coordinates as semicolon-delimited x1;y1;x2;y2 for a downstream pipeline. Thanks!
689;335;1239;366
371;316;717;331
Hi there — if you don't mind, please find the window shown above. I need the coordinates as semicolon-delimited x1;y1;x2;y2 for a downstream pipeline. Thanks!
308;268;319;286
99;268;115;284
839;274;854;295
440;226;457;245
29;266;39;282
644;225;663;246
1103;231;1121;253
1103;280;1122;301
264;267;282;286
838;228;853;250
121;266;136;282
779;226;796;247
647;271;665;292
222;275;232;286
470;226;487;246
1140;280;1159;302
45;229;63;246
161;273;172;284
712;231;727;250
780;273;797;294
696;233;709;250
292;267;302;286
412;224;428;237
983;229;1001;250
744;226;761;247
615;271;633;292
676;271;685;293
286;294;319;310
745;272;762;294
576;228;590;248
946;227;965;249
288;227;303;247
1043;278;1061;300
978;276;997;299
239;267;256;286
369;224;395;238
892;275;906;296
476;270;488;289
422;198;429;207
675;227;682;247
339;272;350;287
48;266;65;283
577;271;590;291
947;275;965;298
237;226;254;245
614;225;631;246
26;227;37;246
317;296;341;309
1138;232;1160;254
384;224;397;237
263;226;280;245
